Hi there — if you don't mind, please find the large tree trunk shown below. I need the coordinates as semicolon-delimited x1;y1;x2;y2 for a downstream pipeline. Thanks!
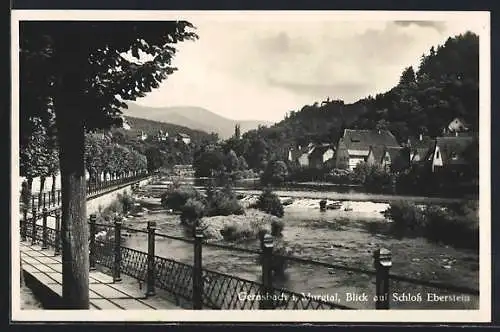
27;177;33;210
38;176;46;209
51;174;57;204
54;78;89;310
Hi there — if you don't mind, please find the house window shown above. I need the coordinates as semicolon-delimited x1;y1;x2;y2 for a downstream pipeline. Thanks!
436;151;440;159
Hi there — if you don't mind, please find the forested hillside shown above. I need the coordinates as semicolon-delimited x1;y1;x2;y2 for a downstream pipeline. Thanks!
112;116;218;143
353;31;479;141
232;31;478;171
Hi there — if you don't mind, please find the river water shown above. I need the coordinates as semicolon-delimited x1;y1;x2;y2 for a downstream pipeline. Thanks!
121;181;479;310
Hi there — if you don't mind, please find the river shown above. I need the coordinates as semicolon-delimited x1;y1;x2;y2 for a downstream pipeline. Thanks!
121;180;479;310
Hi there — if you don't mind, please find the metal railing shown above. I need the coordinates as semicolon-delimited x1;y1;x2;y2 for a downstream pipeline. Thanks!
23;172;151;213
20;208;479;310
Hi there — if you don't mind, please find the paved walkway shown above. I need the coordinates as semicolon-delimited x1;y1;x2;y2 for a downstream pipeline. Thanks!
20;242;181;310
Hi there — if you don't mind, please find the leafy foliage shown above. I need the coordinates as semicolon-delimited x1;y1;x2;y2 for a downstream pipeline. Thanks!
252;188;285;218
385;200;479;250
204;184;244;217
261;160;289;186
160;185;205;213
352;162;392;192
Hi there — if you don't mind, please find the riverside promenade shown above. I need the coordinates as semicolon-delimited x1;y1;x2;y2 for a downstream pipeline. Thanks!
21;241;181;310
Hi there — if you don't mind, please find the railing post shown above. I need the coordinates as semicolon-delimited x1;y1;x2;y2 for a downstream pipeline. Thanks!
21;208;28;241
57;190;61;206
192;226;203;309
31;195;35;212
31;209;37;245
146;221;156;297
41;208;48;249
113;216;122;283
43;192;47;210
89;214;97;271
259;234;274;309
54;210;61;256
373;248;392;309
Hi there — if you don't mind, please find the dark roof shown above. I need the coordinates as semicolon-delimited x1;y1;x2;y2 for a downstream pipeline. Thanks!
386;147;410;171
309;145;335;159
369;145;386;163
343;129;399;152
407;135;435;160
434;136;477;165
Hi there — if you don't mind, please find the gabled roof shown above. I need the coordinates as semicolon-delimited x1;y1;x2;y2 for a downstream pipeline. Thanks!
407;135;435;160
309;145;335;159
385;147;410;171
343;129;399;152
177;133;190;138
434;136;477;165
368;145;385;163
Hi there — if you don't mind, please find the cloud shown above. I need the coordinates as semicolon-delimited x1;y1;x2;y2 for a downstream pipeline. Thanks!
134;17;483;122
393;20;447;32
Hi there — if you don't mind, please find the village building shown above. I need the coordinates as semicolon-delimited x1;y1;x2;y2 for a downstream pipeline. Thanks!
137;130;148;141
176;133;191;145
308;144;336;169
334;129;400;171
366;145;410;173
424;135;477;173
288;144;315;168
156;129;169;141
407;134;435;164
445;117;469;133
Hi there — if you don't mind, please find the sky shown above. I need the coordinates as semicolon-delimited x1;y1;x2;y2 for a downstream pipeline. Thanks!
131;12;486;122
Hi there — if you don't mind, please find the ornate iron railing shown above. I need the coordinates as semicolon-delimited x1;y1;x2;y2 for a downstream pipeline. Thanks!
20;209;479;310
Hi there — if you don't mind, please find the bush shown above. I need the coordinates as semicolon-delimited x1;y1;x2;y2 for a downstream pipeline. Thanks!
385;201;426;237
180;198;206;225
205;184;244;216
221;224;256;242
161;185;205;212
117;192;135;215
353;162;392;192
253;189;284;218
385;200;479;250
424;205;478;250
271;219;285;237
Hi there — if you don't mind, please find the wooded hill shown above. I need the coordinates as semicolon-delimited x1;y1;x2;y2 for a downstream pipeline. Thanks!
112;116;217;143
236;31;479;170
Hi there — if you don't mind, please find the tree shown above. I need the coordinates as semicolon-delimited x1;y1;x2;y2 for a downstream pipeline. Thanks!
85;133;107;184
261;160;289;186
145;146;164;173
234;124;241;139
399;66;416;86
193;150;225;177
224;149;240;173
20;21;197;308
20;117;50;196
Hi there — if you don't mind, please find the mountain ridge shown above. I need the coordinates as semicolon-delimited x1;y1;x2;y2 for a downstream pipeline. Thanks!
122;103;274;139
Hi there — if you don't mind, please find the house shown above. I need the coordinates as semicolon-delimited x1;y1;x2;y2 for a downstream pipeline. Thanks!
121;117;131;130
335;129;400;171
424;136;477;173
137;131;147;141
308;144;335;168
366;145;410;172
156;130;169;141
176;133;191;145
288;144;315;168
446;117;469;133
382;147;410;172
407;134;435;164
